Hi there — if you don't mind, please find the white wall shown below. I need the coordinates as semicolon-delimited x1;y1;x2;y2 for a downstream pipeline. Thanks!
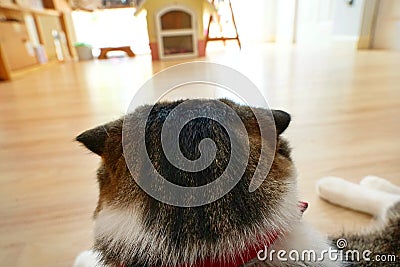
296;0;365;45
332;0;364;38
232;0;276;42
276;0;297;44
234;0;306;44
72;8;150;54
295;0;335;44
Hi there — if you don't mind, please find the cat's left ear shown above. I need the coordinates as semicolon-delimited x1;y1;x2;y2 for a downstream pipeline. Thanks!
76;125;109;156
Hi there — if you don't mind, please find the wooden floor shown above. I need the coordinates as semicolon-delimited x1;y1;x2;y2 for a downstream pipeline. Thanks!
0;44;399;267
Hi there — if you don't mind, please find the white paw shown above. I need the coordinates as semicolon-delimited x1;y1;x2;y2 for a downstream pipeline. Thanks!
360;175;400;195
316;176;347;202
73;250;102;267
317;176;400;217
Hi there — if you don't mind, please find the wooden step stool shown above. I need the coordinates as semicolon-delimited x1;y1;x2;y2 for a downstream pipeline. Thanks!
98;46;135;59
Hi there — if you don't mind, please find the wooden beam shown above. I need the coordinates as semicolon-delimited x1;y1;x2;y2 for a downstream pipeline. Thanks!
0;43;12;81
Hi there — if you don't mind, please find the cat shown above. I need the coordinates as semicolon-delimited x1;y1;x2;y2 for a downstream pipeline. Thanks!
73;99;399;267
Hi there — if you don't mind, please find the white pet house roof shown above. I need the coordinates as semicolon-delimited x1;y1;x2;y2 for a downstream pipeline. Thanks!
134;0;215;16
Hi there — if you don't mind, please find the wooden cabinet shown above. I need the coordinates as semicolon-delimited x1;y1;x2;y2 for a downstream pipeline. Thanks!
0;0;76;81
34;14;63;60
0;21;38;70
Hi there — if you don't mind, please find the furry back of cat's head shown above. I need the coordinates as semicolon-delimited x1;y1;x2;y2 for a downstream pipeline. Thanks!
76;99;299;266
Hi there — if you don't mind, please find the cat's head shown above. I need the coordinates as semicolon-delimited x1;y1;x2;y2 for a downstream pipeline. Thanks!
76;99;298;266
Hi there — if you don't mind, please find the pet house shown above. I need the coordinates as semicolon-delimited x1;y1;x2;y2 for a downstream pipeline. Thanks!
135;0;215;60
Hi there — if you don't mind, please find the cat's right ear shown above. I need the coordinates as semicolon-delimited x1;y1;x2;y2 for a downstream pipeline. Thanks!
272;110;291;135
76;125;109;156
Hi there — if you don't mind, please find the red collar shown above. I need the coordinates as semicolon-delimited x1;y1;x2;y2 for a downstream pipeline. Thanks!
176;231;280;267
119;201;308;267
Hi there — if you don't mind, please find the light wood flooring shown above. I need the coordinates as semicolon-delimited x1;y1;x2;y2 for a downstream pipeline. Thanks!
0;44;399;267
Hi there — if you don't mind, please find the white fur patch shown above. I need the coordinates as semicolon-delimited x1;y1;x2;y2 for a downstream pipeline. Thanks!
270;221;342;267
94;205;152;261
73;250;103;267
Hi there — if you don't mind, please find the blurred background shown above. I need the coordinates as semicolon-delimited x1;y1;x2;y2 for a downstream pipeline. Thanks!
1;0;399;71
0;0;399;266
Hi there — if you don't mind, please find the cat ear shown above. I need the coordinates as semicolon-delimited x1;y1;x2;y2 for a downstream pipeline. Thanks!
272;110;291;135
76;125;109;156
